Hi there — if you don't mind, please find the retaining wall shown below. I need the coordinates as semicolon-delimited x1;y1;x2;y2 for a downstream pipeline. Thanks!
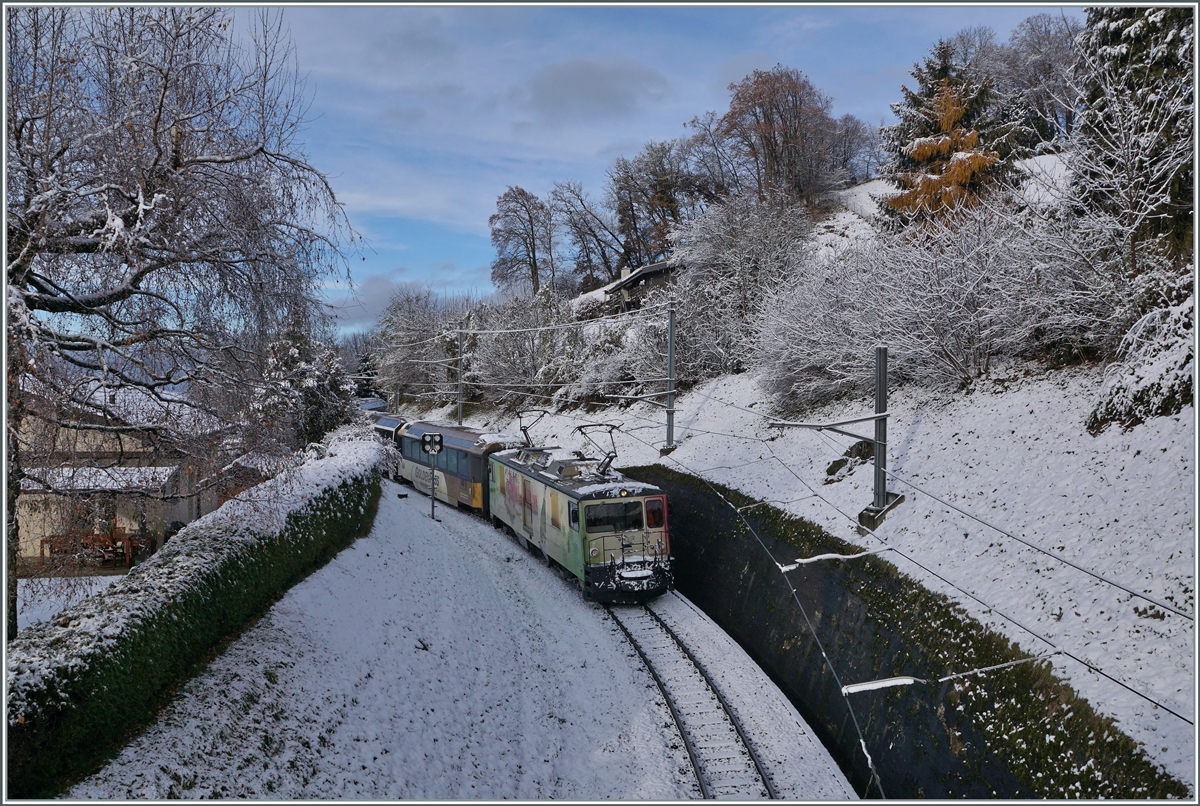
627;465;1185;799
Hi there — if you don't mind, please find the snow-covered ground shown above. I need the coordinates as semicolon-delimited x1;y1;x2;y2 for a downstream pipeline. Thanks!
16;575;120;632
440;361;1194;792
69;479;852;799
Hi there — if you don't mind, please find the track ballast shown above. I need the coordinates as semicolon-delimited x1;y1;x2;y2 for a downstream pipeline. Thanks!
607;595;778;800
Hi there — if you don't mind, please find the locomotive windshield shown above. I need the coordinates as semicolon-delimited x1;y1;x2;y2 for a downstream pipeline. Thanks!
584;500;643;533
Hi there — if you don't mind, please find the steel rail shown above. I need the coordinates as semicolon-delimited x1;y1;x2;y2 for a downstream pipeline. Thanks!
644;596;779;799
608;604;775;799
606;604;712;799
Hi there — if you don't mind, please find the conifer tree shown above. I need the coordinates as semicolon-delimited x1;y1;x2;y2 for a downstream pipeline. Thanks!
1074;7;1194;261
881;40;1033;223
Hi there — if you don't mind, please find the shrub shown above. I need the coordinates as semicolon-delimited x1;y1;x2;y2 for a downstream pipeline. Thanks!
6;425;385;797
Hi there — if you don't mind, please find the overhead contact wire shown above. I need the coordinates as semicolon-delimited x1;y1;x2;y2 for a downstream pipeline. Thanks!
616;425;887;799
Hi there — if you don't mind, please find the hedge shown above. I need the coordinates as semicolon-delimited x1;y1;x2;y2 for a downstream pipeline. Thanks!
6;426;385;798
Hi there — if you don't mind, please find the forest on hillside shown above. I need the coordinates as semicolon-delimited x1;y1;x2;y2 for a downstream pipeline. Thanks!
367;8;1193;433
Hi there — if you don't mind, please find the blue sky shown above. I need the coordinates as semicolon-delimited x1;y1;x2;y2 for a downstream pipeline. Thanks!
279;5;1087;333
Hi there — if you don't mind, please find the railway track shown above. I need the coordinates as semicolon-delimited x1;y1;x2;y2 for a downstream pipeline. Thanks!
607;598;778;800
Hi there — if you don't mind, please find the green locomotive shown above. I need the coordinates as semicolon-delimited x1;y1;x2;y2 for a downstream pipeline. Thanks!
488;446;674;602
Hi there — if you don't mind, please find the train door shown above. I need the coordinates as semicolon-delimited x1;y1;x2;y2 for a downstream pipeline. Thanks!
521;477;534;533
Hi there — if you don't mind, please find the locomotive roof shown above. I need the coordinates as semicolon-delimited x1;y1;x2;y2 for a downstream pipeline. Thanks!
491;446;662;501
401;420;523;452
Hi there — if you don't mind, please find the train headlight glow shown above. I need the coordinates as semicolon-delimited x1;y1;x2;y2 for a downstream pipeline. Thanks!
619;488;629;497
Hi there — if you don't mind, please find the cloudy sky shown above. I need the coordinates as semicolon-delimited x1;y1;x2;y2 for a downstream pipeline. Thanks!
279;4;1086;333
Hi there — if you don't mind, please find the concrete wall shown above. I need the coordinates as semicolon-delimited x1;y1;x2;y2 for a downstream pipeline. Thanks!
628;465;1037;798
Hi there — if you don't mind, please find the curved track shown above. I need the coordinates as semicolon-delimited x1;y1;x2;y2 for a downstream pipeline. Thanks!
607;599;778;800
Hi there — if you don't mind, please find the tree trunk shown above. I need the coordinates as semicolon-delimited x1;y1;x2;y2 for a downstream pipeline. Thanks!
7;321;26;642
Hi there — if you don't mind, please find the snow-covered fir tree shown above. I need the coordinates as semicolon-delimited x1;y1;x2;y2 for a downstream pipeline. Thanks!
1073;7;1194;262
254;327;357;449
881;40;1035;223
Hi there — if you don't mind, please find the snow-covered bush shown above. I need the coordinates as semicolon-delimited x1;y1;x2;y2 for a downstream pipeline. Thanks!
753;171;1186;408
1089;273;1194;431
6;425;385;797
757;201;1043;403
668;193;815;382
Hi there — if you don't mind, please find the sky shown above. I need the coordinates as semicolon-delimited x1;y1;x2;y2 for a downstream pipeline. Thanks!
277;4;1088;334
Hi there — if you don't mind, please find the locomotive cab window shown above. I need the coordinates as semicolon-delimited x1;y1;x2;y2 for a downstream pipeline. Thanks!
568;502;579;530
646;497;665;529
584;501;643;533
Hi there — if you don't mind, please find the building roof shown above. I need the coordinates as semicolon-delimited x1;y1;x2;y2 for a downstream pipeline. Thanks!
21;466;179;494
604;260;675;297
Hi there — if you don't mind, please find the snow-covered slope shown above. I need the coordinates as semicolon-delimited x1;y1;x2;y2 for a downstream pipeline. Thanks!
69;482;854;799
449;361;1194;792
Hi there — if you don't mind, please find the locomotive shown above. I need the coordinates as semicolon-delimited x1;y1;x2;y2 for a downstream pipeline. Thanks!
372;414;674;602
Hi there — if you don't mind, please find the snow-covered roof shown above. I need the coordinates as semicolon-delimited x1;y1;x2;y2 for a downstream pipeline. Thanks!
22;466;179;493
357;397;387;411
492;447;662;500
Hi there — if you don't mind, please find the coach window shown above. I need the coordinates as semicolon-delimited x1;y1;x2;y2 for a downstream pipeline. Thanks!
446;449;458;476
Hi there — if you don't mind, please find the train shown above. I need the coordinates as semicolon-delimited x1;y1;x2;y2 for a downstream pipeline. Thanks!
370;413;674;603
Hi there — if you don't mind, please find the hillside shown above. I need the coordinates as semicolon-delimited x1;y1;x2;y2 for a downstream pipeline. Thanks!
448;359;1193;792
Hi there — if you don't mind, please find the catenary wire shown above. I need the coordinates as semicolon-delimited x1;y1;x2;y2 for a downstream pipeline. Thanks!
668;389;1194;725
801;424;1192;621
758;440;1193;727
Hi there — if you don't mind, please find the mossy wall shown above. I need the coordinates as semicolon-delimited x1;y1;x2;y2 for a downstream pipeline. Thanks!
6;473;381;798
627;465;1185;799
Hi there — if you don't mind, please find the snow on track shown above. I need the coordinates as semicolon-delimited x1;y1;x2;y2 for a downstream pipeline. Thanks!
649;591;858;800
68;479;852;799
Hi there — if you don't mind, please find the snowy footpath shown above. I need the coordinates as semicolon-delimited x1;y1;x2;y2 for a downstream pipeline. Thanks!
68;479;853;799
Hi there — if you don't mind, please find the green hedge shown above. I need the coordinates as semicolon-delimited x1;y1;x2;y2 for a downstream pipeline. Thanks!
7;438;382;798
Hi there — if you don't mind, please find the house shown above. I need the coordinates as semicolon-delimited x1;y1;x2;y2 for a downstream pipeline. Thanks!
13;381;256;564
604;260;678;311
18;466;193;564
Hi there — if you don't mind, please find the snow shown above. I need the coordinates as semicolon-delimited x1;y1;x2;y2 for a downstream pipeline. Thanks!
16;576;121;632
1015;153;1071;206
427;360;1194;792
6;425;385;726
68;480;853;799
832;178;894;220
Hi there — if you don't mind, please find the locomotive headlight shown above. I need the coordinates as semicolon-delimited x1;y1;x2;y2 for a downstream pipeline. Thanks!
619;488;629;497
590;547;599;557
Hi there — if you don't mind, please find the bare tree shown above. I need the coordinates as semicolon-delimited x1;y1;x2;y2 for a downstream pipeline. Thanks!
720;65;843;204
1003;14;1082;141
489;186;555;295
5;7;354;639
606;140;703;270
550;180;625;289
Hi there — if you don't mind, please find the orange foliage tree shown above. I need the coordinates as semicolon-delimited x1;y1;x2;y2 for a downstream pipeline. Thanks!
882;41;1032;224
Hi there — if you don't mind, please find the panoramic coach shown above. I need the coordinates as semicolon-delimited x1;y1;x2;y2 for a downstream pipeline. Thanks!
393;420;515;515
